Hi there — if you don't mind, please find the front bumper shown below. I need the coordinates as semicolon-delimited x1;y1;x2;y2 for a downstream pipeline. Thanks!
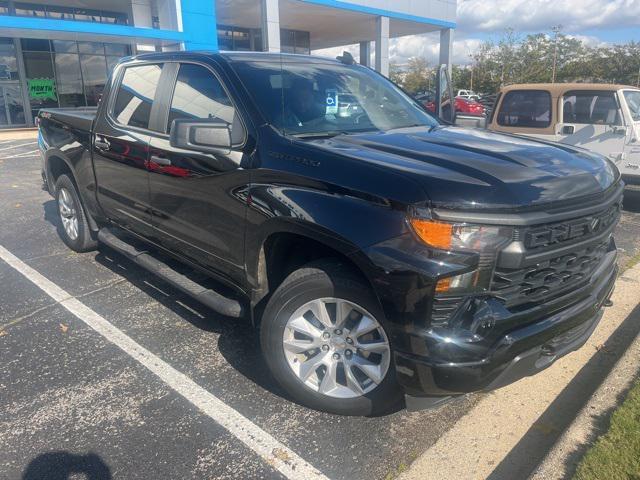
395;249;617;402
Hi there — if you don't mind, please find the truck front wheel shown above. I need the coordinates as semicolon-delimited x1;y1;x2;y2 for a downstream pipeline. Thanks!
260;260;402;416
54;174;97;253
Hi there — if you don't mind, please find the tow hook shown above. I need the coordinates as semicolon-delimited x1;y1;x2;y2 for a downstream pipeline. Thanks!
603;299;613;307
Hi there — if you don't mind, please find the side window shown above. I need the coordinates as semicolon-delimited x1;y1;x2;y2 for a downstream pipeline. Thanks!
166;63;241;143
497;90;551;128
562;91;621;126
112;63;163;130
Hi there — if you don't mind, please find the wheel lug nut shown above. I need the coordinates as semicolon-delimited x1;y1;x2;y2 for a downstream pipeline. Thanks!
345;349;352;358
346;337;353;345
322;331;330;339
332;353;340;360
334;329;342;336
322;344;329;351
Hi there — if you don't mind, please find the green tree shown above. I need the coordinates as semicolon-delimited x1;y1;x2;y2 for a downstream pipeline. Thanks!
402;57;431;94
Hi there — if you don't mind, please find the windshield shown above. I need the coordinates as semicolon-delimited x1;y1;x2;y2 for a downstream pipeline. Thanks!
624;90;640;122
231;60;438;136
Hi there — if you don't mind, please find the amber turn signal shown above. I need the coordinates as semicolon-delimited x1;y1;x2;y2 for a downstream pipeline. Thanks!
409;218;453;250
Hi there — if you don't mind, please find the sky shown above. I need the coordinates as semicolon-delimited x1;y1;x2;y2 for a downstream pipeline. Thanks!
314;0;640;66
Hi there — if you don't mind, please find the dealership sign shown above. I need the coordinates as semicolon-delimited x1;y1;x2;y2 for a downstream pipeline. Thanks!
28;78;57;101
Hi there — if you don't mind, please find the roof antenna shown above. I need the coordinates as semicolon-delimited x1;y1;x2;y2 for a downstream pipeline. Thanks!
336;51;355;65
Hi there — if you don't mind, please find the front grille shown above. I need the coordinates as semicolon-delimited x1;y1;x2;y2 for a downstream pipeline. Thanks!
492;240;610;309
431;296;465;324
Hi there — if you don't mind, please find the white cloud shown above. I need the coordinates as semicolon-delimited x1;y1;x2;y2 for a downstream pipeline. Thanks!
312;0;638;67
313;35;482;66
458;0;640;33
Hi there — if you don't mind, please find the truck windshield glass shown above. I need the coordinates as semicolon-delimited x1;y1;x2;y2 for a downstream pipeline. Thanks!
232;60;438;136
624;90;640;122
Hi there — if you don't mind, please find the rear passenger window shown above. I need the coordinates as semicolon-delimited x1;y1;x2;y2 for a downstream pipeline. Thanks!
112;64;163;130
166;63;241;143
497;90;551;128
562;91;621;125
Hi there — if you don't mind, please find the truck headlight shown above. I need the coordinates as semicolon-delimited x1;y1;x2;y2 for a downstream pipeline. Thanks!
409;218;513;293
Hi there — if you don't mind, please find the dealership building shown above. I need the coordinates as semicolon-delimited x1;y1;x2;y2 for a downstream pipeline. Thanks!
0;0;457;128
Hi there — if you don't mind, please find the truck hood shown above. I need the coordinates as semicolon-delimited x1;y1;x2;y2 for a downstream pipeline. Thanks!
309;126;618;210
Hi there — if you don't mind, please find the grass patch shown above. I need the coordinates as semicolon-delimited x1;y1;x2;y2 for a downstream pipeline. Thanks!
573;379;640;480
625;250;640;272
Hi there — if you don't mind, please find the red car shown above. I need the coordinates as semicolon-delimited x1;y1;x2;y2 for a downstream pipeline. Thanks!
418;93;486;117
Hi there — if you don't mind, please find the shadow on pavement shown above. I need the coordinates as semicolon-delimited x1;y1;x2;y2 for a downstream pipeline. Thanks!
42;199;404;417
487;303;640;480
22;451;111;480
622;189;640;213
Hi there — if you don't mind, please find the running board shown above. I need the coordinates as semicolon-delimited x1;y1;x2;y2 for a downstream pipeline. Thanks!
97;228;244;318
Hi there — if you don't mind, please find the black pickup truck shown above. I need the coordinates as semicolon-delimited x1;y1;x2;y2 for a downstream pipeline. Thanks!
38;51;622;416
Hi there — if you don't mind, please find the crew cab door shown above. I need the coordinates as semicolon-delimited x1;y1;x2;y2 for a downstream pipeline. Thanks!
146;61;251;283
620;89;640;179
92;62;164;236
556;90;626;161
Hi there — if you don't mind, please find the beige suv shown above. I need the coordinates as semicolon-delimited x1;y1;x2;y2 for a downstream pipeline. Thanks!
487;83;640;186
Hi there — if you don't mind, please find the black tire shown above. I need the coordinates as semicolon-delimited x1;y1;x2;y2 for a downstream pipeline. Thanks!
260;260;402;416
54;174;98;252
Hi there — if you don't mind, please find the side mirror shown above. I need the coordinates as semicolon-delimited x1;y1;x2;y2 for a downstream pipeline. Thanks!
434;64;455;124
169;118;232;154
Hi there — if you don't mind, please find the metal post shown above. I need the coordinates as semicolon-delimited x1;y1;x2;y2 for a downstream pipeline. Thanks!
13;38;33;127
375;16;389;76
261;0;281;53
359;41;371;67
439;28;453;78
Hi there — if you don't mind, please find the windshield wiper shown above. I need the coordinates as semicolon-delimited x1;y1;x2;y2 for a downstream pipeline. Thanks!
292;128;378;139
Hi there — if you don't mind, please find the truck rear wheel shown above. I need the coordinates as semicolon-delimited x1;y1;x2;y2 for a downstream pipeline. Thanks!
54;174;97;252
260;260;402;416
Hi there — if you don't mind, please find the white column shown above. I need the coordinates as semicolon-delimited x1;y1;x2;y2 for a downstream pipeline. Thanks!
375;16;389;76
359;41;371;67
261;0;281;53
155;0;181;51
131;0;155;52
439;28;454;77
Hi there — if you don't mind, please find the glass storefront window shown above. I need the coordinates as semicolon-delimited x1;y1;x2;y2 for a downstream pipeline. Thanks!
15;3;46;17
218;26;234;50
0;38;19;81
9;3;128;25
105;44;129;57
233;28;251;51
23;50;57;118
21;39;50;52
47;6;75;20
55;53;85;107
74;8;102;22
52;41;78;53
281;30;295;54
295;31;310;54
80;55;108;106
78;42;105;55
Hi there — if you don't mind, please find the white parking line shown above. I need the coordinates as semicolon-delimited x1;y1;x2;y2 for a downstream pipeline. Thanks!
0;244;329;480
0;142;37;152
4;150;39;159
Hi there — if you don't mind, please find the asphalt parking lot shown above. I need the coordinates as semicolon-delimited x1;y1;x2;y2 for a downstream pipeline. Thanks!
1;138;640;480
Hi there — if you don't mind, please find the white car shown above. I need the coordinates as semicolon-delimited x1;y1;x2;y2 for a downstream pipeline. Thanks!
488;83;640;188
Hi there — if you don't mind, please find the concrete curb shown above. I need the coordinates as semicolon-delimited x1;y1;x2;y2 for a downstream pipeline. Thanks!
399;262;640;480
0;129;38;141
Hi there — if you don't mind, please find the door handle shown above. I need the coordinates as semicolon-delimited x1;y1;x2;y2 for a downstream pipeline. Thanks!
150;155;172;166
561;125;575;135
95;138;110;150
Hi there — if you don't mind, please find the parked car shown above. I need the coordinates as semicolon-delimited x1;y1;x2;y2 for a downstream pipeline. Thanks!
488;83;640;187
457;89;479;100
39;52;621;416
418;93;486;117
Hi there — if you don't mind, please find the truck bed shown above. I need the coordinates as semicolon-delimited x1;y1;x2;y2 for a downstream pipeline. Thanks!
40;107;97;133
